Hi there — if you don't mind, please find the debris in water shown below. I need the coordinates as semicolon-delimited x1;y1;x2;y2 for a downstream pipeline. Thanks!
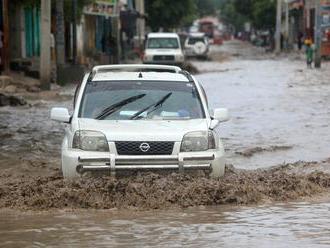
181;62;199;74
0;93;27;107
236;145;293;157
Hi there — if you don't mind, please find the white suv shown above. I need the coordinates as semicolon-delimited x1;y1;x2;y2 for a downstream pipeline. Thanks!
184;33;210;59
51;65;229;178
143;33;185;65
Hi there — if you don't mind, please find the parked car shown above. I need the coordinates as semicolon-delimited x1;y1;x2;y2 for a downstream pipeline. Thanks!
143;33;185;65
51;64;229;179
184;33;210;59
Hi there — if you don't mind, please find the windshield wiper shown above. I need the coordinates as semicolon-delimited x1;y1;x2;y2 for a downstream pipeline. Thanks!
130;92;172;120
95;94;146;120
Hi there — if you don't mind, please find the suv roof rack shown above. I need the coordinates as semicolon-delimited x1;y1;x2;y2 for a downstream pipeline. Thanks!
93;64;181;74
87;64;194;82
179;70;194;82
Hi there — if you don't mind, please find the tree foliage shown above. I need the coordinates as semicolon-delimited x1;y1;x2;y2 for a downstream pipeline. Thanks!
195;0;217;17
220;0;248;30
252;0;276;29
145;0;197;31
220;0;276;31
145;0;223;31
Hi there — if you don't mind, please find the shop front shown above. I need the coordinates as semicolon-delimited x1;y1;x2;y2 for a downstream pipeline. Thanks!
320;0;330;56
82;0;120;65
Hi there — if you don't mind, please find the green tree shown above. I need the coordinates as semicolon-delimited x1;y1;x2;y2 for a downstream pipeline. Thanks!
233;0;253;20
145;0;196;31
252;0;276;30
220;0;248;30
219;0;276;31
195;0;216;17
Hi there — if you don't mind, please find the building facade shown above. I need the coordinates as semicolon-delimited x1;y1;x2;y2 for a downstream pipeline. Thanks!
282;0;330;56
1;0;144;83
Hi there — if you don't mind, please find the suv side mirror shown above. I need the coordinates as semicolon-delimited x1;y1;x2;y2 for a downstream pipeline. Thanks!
212;108;229;122
51;107;71;123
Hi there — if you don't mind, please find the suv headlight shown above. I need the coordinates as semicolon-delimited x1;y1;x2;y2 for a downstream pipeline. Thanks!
180;131;216;152
72;130;109;152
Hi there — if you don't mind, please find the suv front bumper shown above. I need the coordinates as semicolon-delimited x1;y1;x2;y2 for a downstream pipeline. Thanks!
62;149;224;177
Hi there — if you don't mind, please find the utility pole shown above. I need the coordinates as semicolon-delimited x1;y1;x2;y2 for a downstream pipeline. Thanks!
40;0;51;90
275;0;282;54
113;17;121;64
55;0;65;66
2;0;9;74
314;0;322;68
72;0;77;64
135;0;145;49
284;0;289;50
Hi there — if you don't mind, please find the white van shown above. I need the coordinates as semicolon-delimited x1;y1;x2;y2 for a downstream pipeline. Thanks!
143;33;185;65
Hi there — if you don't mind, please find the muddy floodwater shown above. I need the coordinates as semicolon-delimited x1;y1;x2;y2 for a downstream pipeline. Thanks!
195;46;330;169
1;41;330;247
2;201;330;247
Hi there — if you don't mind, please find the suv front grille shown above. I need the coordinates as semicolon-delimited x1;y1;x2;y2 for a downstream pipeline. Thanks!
153;55;175;61
115;141;174;155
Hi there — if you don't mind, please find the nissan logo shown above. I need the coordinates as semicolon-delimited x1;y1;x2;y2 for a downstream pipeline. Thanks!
139;142;150;152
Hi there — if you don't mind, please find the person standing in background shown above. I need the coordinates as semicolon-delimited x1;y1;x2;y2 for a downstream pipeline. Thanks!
304;38;314;68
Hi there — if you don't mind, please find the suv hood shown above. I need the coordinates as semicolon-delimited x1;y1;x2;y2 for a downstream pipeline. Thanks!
78;118;208;141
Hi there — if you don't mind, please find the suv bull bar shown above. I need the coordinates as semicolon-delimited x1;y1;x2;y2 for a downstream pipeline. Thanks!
77;154;214;175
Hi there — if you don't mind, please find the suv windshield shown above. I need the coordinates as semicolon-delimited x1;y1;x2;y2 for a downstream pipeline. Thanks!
79;81;205;120
147;38;179;49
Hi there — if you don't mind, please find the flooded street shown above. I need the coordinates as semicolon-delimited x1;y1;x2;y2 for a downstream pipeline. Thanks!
195;41;330;169
2;201;330;247
1;40;330;247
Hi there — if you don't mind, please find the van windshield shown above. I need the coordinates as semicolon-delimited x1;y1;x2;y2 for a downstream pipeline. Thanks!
147;38;179;49
79;81;205;120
